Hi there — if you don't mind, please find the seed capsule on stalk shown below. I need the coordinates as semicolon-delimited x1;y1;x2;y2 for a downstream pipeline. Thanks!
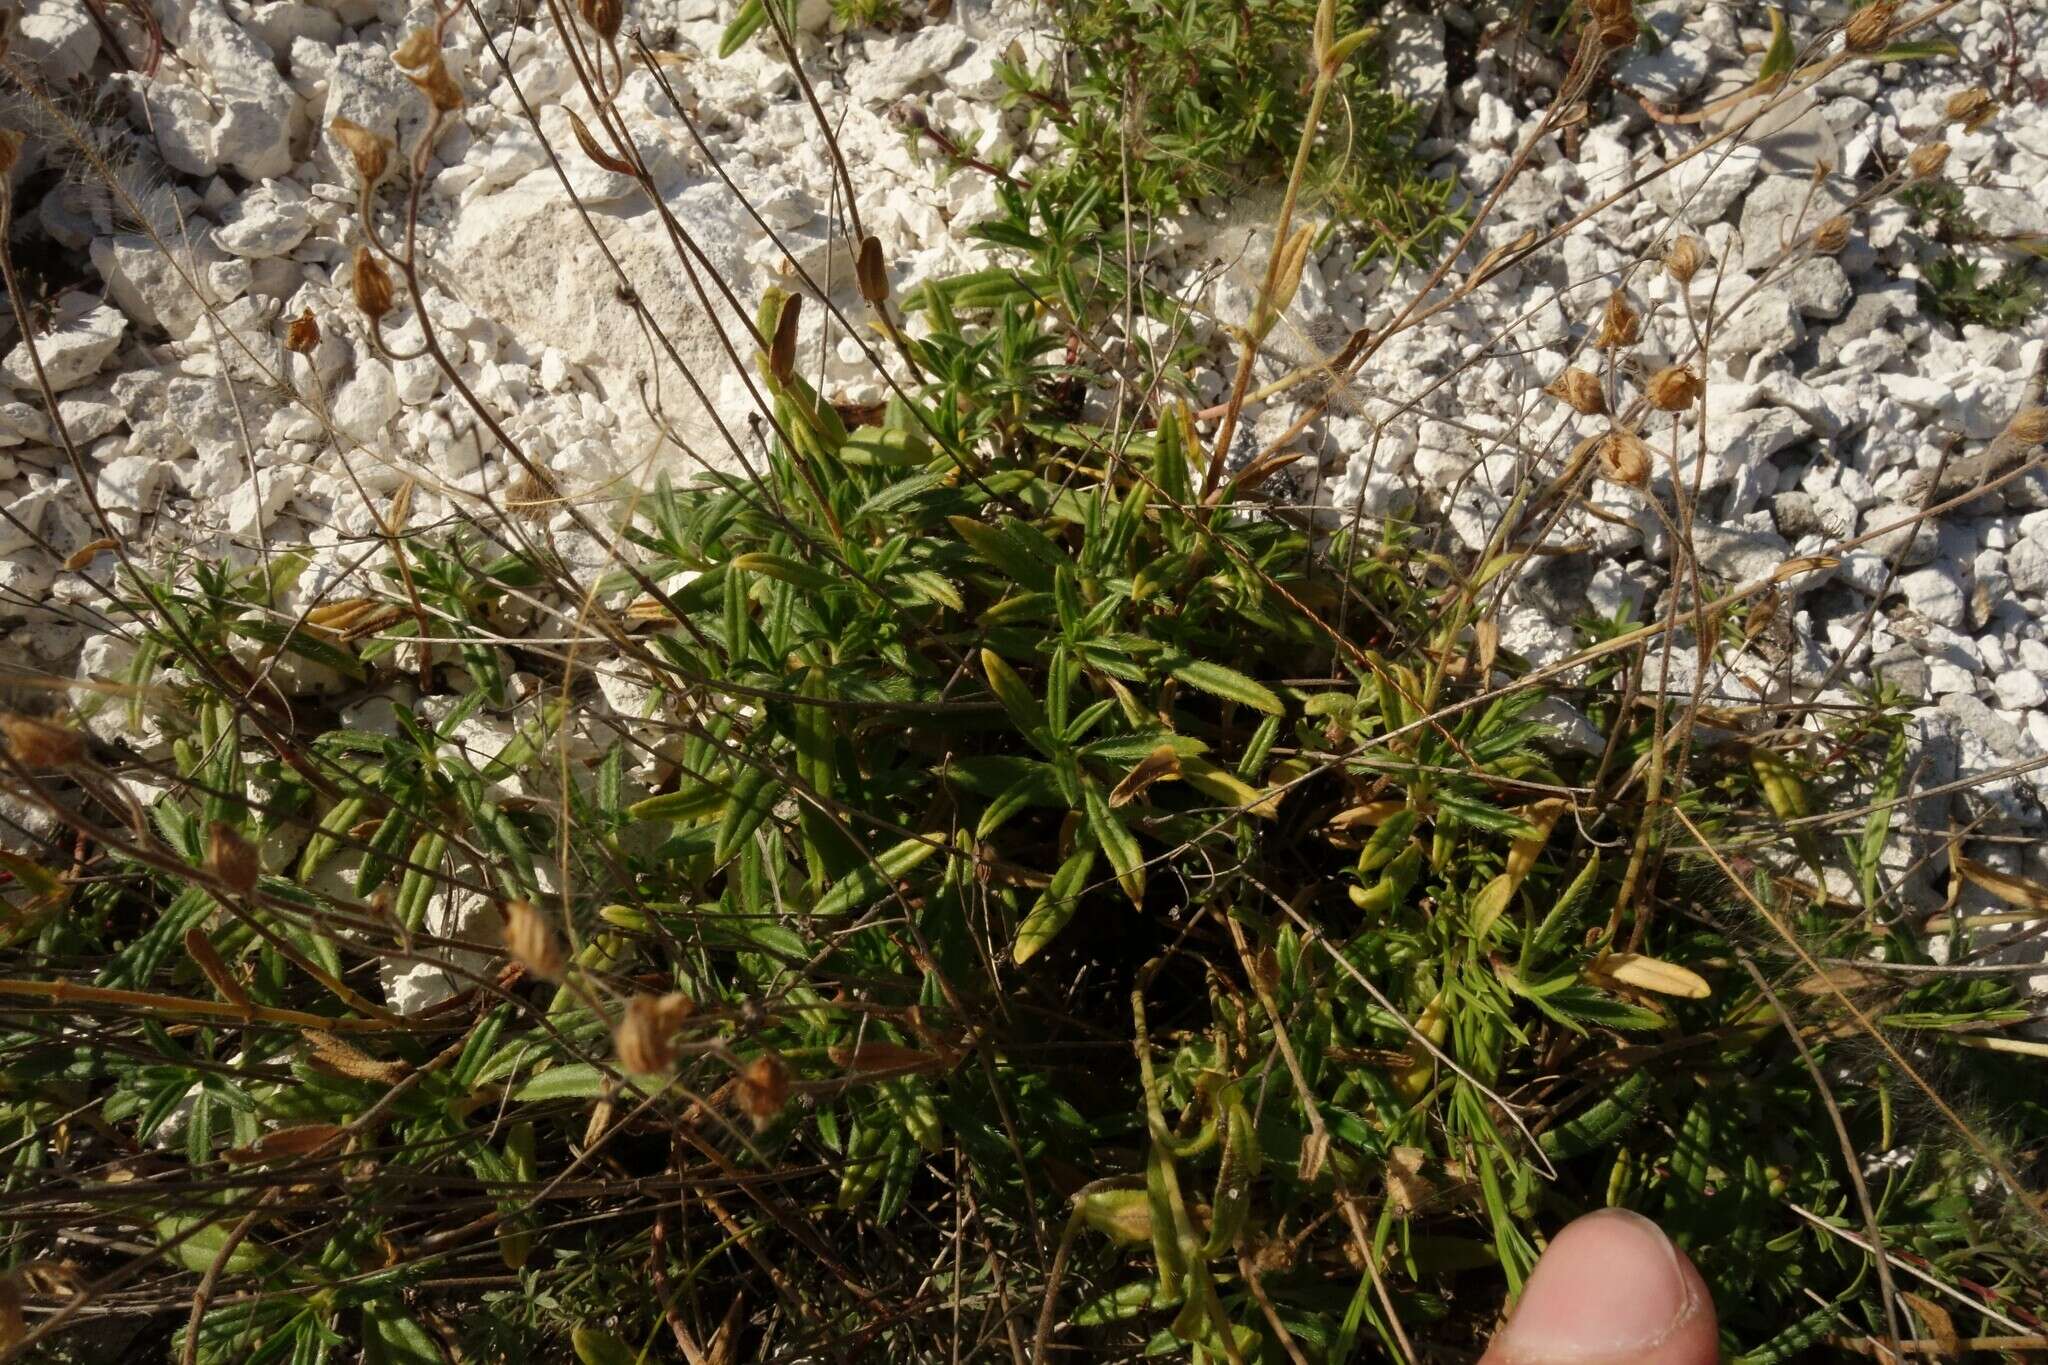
1595;290;1639;348
1664;235;1704;286
1645;365;1702;411
1907;142;1950;179
1545;367;1606;415
1597;429;1651;487
352;246;395;321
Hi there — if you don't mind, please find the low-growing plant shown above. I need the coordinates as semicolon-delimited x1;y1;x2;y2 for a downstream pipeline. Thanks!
3;0;2048;1361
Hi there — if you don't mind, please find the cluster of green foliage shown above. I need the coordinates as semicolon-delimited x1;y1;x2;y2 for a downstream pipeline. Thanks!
976;0;1463;266
1901;180;2048;328
1001;0;1462;265
6;265;2047;1360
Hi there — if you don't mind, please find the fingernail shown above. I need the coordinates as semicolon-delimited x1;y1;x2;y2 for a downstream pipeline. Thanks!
1493;1209;1702;1362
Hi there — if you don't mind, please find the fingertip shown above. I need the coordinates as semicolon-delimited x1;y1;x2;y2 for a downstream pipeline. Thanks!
1483;1209;1719;1365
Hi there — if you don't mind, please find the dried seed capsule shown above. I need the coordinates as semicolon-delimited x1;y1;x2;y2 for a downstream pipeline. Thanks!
1545;367;1606;415
1945;88;1996;132
352;246;394;321
736;1051;790;1127
393;30;464;112
855;235;889;304
0;713;84;767
1842;1;1895;51
614;991;695;1072
1595;290;1639;348
1907;142;1950;179
1663;235;1704;286
207;822;261;894
502;899;564;981
2009;407;2048;445
328;117;391;185
1811;215;1851;254
0;128;23;177
1645;365;1702;411
1597;429;1651;487
580;0;622;37
284;308;320;355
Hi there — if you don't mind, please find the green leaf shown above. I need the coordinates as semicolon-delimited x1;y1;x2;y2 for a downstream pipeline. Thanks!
981;648;1055;749
718;0;767;58
513;1063;609;1103
1757;7;1793;82
714;763;782;864
1163;656;1283;715
364;1303;447;1364
813;835;944;916
1083;781;1145;906
156;1214;277;1278
730;551;837;593
571;1326;638;1365
1014;845;1097;963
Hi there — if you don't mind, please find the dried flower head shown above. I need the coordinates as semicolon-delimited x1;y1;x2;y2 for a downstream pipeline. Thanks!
1664;235;1704;286
1811;215;1852;255
1842;1;1895;51
1;713;84;767
614;992;695;1073
284;309;320;355
1907;142;1950;179
1597;430;1651;487
1588;0;1637;46
1944;88;1995;132
352;246;395;322
1545;367;1606;415
393;30;464;112
1595;290;1639;349
736;1051;791;1127
328;117;391;185
579;0;622;38
2010;406;2048;446
501;899;565;980
0;128;23;178
1645;365;1702;412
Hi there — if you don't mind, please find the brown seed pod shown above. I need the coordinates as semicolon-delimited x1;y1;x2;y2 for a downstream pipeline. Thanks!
328;117;391;185
1664;235;1704;286
1944;88;1996;132
1645;365;1702;412
856;235;889;305
284;308;320;355
63;538;118;571
1597;430;1651;487
579;0;622;38
0;713;84;767
2009;406;2048;446
352;246;395;322
1545;367;1606;415
1907;142;1950;179
0;128;23;177
736;1051;791;1127
207;822;262;894
502;899;565;981
393;31;464;112
1595;290;1640;349
1810;215;1851;255
614;992;695;1073
1842;0;1896;51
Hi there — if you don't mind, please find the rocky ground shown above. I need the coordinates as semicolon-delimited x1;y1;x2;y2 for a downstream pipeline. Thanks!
2;0;2045;901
